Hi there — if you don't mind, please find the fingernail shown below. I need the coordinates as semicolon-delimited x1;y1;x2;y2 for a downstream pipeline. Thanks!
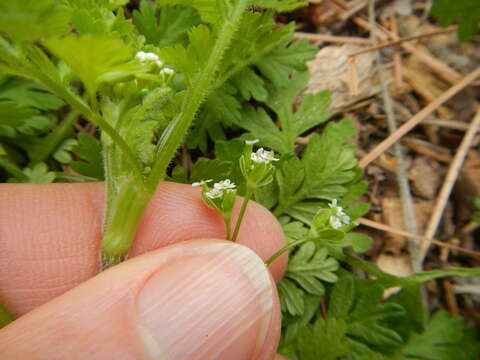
136;242;274;360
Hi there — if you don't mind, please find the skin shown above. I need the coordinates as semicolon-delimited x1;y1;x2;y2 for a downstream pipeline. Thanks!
0;182;289;360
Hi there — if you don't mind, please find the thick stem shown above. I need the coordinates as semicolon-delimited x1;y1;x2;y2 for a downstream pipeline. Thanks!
101;179;152;264
232;186;253;242
145;2;250;193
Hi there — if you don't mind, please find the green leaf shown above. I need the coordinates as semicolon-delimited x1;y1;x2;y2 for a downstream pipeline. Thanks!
230;67;268;102
254;35;316;87
0;0;72;42
0;101;51;137
0;77;64;110
44;35;144;95
285;243;339;296
190;158;233;183
71;133;104;179
294;90;332;136
343;233;373;253
297;317;349;360
133;2;200;48
156;0;230;25
393;311;480;360
53;138;78;164
278;278;305;316
431;0;480;42
21;163;55;183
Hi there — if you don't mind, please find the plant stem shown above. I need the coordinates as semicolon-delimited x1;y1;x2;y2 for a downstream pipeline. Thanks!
0;303;14;329
101;179;151;263
225;218;232;240
232;186;253;242
265;239;307;265
145;2;250;193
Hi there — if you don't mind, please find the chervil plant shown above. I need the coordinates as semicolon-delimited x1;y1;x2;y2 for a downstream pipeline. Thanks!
1;1;480;358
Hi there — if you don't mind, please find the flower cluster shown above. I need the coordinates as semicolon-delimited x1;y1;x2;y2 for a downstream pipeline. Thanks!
135;51;163;67
328;199;350;229
240;140;278;189
204;179;236;199
251;148;279;164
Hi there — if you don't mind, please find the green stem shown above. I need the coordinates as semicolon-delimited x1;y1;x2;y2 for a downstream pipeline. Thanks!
225;218;232;240
232;186;253;242
0;303;14;328
101;179;151;263
265;239;307;265
29;111;79;166
145;2;250;192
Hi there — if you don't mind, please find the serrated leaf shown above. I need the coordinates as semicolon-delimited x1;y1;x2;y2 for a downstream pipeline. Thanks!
133;2;200;47
71;133;104;179
0;101;51;137
285;243;339;296
156;0;231;24
278;278;305;316
393;311;480;360
53;138;78;164
44;35;144;95
344;233;373;253
21;163;55;183
230;67;268;102
294;90;332;135
0;0;72;42
0;77;64;110
254;35;316;87
297;317;349;360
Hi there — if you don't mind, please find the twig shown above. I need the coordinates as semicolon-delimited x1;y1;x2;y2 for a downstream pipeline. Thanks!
294;32;371;45
347;26;457;57
418;108;480;263
340;0;367;21
353;17;463;85
389;14;404;90
357;218;480;259
368;0;419;270
359;67;480;168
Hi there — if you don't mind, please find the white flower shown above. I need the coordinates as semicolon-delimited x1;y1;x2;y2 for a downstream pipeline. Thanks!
136;51;163;66
245;139;259;145
328;199;350;228
160;67;175;76
205;188;223;199
251;148;279;164
214;179;236;190
192;179;212;187
329;216;343;229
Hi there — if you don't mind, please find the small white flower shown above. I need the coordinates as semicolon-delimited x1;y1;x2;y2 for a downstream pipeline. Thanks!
245;139;259;145
329;216;343;229
136;51;163;66
214;179;236;190
205;188;223;199
160;67;175;76
192;179;212;187
251;148;279;164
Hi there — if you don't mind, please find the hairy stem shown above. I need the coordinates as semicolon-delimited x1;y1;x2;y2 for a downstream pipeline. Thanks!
265;239;307;265
145;2;250;192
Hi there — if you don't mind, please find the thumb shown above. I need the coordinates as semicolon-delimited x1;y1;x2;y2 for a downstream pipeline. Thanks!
0;239;280;360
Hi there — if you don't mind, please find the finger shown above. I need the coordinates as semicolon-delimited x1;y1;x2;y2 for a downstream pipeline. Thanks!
1;240;280;360
0;182;287;316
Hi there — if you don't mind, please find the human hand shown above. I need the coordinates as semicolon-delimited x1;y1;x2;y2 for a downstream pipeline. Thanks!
0;182;288;359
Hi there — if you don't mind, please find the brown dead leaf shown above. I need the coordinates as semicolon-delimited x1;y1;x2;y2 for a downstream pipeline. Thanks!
408;156;443;199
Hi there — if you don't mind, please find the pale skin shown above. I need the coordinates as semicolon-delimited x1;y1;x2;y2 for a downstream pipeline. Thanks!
0;182;290;359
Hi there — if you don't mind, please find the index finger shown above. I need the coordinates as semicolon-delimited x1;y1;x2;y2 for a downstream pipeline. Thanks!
0;182;287;316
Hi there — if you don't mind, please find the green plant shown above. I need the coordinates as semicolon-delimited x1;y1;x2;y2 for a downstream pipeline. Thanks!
0;1;479;357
